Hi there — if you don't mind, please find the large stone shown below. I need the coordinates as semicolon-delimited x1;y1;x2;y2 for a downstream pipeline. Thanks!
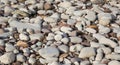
0;52;15;64
99;37;118;48
38;47;59;58
79;47;96;58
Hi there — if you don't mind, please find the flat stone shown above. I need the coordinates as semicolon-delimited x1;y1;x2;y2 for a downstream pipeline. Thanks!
106;54;120;60
114;46;120;53
44;17;57;23
69;37;82;43
29;33;44;41
99;37;118;48
8;20;41;32
16;54;26;62
60;26;72;33
58;45;69;53
5;43;16;52
19;33;29;41
79;47;96;58
85;10;96;21
38;46;59;58
108;60;120;65
54;34;62;41
28;57;36;64
58;1;71;9
85;28;96;33
0;52;15;64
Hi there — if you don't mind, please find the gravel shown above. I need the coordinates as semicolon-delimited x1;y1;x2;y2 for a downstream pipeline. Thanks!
0;0;120;65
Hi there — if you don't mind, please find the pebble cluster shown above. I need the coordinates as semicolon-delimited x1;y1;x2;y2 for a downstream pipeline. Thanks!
0;0;120;65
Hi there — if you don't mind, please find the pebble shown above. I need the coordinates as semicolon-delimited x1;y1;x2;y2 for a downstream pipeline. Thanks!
54;34;62;41
85;28;96;33
102;47;112;54
70;44;84;52
60;26;72;33
8;20;41;32
29;33;44;41
44;2;52;10
98;13;112;25
19;33;29;41
0;40;5;46
80;61;90;65
5;43;16;52
85;10;96;21
79;47;96;58
58;45;69;53
69;37;82;43
108;60;120;65
16;54;26;62
16;41;28;48
61;37;69;44
28;57;36;64
58;1;71;9
48;62;60;65
67;19;76;25
99;37;118;48
0;52;15;64
44;17;57;23
114;46;120;53
38;47;59;58
105;53;120;60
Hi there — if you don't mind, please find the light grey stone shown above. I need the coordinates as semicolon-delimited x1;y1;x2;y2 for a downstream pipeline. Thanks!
69;37;82;43
79;47;96;58
5;43;15;52
0;52;15;64
38;47;59;58
16;54;26;62
58;45;68;53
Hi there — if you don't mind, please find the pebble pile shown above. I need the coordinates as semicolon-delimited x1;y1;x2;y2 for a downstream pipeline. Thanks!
0;0;120;65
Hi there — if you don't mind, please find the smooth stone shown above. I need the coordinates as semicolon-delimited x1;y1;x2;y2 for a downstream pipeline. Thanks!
61;38;69;44
0;52;15;64
61;13;69;19
85;10;96;21
79;47;96;58
80;61;90;65
69;37;82;43
0;40;5;46
60;26;72;33
28;57;36;64
99;37;118;48
114;46;120;53
38;47;59;58
19;33;29;41
108;60;120;65
58;45;69;53
95;48;103;61
67;19;76;25
8;20;41;32
85;28;96;33
58;1;71;9
106;53;120;60
102;47;112;54
54;34;62;41
98;13;112;20
99;17;111;25
5;43;16;52
73;10;86;16
44;17;57;23
29;33;44;41
16;54;26;62
48;62;60;65
46;33;55;40
70;44;84;52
